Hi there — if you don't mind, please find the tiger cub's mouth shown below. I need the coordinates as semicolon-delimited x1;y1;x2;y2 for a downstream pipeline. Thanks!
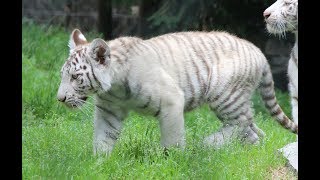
80;96;88;101
64;96;88;109
266;21;296;34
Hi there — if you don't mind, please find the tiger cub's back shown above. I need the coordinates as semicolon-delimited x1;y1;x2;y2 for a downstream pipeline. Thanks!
129;31;267;110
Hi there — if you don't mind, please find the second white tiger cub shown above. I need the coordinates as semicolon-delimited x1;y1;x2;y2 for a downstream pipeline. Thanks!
57;29;298;155
264;0;298;125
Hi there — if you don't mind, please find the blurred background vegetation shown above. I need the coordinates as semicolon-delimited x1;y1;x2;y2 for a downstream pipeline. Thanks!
22;0;295;91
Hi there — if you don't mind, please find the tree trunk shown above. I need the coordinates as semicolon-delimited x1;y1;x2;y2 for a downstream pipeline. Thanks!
98;0;112;40
139;0;160;36
64;1;72;31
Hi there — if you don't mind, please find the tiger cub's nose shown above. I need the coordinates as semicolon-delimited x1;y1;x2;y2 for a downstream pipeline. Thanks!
57;95;66;102
263;11;271;18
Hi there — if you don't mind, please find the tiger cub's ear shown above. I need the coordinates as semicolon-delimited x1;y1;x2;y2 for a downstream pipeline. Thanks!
68;29;88;50
88;38;110;66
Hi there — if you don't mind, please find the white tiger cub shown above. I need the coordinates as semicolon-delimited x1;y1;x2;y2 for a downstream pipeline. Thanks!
57;29;298;155
264;0;298;125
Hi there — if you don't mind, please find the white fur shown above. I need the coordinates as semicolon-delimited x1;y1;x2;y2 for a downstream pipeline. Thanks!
79;34;86;41
68;38;76;50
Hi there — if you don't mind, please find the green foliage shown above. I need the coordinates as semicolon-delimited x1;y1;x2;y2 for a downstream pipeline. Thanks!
23;23;296;179
146;0;275;39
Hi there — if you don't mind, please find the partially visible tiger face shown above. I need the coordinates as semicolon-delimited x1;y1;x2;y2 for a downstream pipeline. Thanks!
263;0;298;36
57;29;112;108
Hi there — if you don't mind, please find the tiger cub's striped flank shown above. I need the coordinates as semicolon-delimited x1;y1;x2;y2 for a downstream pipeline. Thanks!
57;29;298;155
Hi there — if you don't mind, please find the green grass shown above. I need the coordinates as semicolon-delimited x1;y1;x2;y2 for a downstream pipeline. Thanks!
22;22;297;179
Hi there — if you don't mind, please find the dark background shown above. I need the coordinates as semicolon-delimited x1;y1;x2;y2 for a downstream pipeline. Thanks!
22;0;295;91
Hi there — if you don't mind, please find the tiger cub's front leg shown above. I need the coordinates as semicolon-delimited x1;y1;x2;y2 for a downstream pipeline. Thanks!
158;92;186;149
93;102;127;156
144;68;186;149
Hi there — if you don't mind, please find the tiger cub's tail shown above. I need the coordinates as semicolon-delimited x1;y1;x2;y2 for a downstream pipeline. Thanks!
259;64;298;134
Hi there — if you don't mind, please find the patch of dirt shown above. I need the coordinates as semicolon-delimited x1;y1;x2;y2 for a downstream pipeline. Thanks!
267;166;297;180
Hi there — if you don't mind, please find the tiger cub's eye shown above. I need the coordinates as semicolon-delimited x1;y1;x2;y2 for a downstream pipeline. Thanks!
72;74;79;79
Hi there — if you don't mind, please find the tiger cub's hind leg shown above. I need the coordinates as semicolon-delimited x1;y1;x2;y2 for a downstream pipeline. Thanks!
203;119;238;148
242;106;265;139
238;107;264;145
204;100;264;148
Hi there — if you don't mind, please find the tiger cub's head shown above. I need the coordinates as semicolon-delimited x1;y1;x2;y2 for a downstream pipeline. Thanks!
263;0;298;36
57;29;112;108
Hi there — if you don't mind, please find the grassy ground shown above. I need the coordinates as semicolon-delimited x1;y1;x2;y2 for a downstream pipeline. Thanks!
22;22;297;179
